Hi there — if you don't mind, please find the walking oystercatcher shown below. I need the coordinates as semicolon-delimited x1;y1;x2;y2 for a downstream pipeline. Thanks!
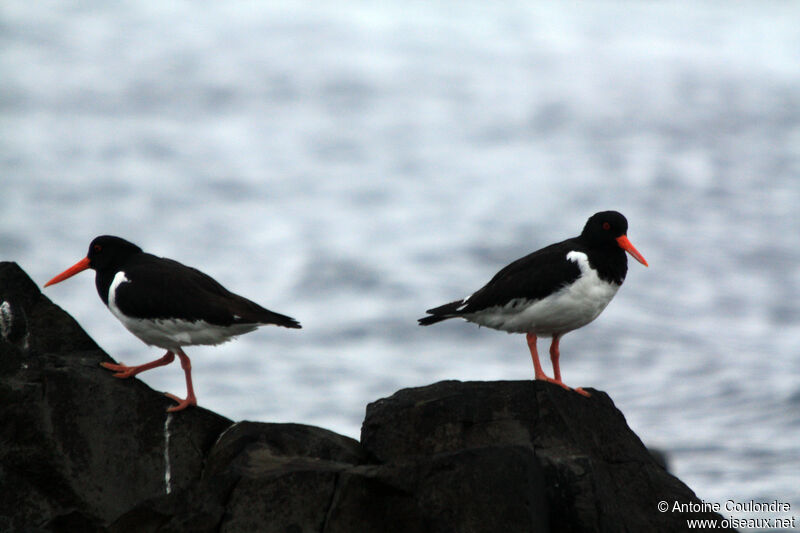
418;211;647;396
44;235;301;412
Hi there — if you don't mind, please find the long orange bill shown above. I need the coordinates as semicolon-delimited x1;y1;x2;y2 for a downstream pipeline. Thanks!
615;235;648;267
44;257;91;287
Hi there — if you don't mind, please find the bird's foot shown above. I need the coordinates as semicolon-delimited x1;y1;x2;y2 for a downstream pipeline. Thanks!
573;387;591;398
536;376;591;397
165;392;197;412
100;361;137;379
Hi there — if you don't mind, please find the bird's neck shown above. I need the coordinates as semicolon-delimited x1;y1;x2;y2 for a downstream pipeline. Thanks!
95;269;117;305
587;246;628;285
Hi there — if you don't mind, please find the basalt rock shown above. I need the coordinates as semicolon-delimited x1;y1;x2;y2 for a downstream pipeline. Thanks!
0;262;731;532
359;380;726;532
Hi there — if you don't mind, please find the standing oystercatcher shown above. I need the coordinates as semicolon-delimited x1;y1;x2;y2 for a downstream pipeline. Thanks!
44;235;301;412
418;211;647;396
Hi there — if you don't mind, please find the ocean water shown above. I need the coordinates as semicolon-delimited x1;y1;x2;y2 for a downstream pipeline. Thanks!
2;0;799;527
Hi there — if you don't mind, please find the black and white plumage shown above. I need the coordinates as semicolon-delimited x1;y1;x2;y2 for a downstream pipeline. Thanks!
419;211;647;396
45;235;300;411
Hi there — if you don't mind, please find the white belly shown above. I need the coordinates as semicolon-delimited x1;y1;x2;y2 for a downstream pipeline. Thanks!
111;313;259;349
466;251;620;335
106;271;259;349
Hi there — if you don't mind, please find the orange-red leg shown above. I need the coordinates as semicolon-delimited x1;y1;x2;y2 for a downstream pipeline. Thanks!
526;333;590;397
526;332;552;380
548;335;590;397
164;348;197;412
100;350;175;378
549;334;563;382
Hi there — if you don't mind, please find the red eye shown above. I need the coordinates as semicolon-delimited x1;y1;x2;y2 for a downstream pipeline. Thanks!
602;222;611;230
93;244;102;252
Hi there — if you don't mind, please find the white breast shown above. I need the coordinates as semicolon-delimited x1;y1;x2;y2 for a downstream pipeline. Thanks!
466;251;620;335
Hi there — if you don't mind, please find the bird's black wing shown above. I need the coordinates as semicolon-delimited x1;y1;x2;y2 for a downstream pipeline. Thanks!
114;255;301;328
419;238;583;325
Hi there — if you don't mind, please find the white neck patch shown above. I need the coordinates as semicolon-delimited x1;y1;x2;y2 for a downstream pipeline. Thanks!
566;250;591;272
108;271;130;311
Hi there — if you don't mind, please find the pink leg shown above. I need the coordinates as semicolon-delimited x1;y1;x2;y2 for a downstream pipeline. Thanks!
526;333;551;380
100;350;175;379
164;348;197;412
527;333;567;391
549;334;563;382
548;335;590;397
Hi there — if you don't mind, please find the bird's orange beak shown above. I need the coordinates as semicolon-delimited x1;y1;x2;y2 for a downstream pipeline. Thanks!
615;235;648;267
44;257;91;287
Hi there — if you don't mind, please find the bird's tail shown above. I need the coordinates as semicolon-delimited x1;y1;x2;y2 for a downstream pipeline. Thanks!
418;299;466;326
261;309;302;329
236;303;302;329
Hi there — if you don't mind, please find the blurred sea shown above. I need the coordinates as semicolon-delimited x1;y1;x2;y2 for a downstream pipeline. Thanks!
2;1;799;526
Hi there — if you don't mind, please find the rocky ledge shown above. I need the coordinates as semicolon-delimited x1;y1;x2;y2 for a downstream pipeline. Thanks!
0;262;732;532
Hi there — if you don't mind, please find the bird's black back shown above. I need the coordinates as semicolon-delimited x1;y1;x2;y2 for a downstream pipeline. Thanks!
111;254;301;328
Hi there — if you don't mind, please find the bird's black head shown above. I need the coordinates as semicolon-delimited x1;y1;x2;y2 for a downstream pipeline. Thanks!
581;211;648;266
44;235;144;289
581;211;629;244
86;236;143;272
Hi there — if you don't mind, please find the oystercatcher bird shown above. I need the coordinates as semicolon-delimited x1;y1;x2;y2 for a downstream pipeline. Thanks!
418;211;647;396
44;236;301;412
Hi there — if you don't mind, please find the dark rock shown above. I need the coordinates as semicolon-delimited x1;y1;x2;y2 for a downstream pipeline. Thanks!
219;455;342;533
325;445;549;533
112;421;364;533
204;421;365;477
361;380;731;532
648;446;670;471
0;262;733;532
